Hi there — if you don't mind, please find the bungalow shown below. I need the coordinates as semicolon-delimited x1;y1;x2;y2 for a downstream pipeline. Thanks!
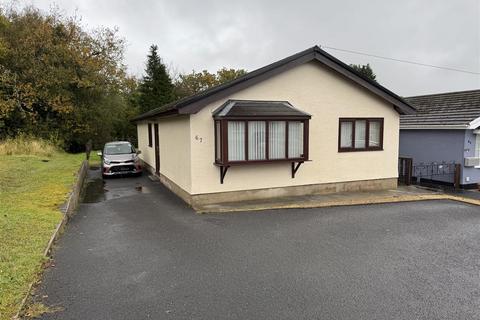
132;46;415;207
400;89;480;188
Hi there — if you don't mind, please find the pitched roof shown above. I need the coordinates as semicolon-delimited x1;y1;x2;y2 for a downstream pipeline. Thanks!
212;100;311;118
401;89;480;129
132;45;415;122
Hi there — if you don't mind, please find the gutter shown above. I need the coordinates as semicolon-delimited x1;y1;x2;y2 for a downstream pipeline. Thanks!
400;125;469;130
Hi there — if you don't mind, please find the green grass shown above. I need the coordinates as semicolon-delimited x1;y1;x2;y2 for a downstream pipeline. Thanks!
88;150;102;167
0;151;84;320
0;135;58;157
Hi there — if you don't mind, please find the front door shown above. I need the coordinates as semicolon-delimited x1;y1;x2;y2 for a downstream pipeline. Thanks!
154;123;160;174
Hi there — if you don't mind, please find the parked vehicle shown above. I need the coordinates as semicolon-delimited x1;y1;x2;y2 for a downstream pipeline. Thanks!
98;141;142;178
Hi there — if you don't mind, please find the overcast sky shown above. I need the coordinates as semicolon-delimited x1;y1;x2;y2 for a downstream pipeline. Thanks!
12;0;480;96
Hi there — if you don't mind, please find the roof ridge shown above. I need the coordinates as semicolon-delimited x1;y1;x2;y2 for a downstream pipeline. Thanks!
132;45;414;121
406;89;480;99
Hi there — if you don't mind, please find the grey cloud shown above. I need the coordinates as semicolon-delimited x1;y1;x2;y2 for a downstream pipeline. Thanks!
21;0;480;95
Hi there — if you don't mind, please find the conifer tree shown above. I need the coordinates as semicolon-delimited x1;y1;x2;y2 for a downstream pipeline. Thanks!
138;45;175;113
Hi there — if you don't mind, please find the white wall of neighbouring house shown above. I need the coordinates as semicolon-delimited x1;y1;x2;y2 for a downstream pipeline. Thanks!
188;61;400;195
137;117;192;193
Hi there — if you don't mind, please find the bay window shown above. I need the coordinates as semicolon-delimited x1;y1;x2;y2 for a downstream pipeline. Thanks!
213;100;311;183
215;119;309;164
227;121;245;161
338;118;383;152
288;121;304;158
248;121;266;160
269;121;286;159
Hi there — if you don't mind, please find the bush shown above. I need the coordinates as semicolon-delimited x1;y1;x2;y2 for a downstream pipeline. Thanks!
0;135;58;157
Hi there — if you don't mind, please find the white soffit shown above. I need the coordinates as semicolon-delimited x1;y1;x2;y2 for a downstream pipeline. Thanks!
468;116;480;130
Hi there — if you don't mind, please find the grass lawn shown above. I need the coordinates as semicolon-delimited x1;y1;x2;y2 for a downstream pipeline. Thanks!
88;150;101;167
0;151;84;320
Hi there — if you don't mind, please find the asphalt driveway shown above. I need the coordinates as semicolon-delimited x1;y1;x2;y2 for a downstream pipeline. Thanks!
36;169;480;320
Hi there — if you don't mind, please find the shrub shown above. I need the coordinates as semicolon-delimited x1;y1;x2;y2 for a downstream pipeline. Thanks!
0;135;58;157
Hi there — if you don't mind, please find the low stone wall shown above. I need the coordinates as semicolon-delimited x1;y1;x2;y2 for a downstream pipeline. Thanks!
148;160;397;209
190;178;398;208
142;161;194;205
44;159;89;257
64;160;89;217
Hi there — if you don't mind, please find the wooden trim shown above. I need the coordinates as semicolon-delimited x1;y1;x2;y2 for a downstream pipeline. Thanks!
221;119;228;162
148;123;153;147
214;120;221;161
244;120;249;161
303;120;309;159
266;120;270;160
285;121;289;158
338;118;384;152
153;123;160;174
215;158;309;166
214;116;311;121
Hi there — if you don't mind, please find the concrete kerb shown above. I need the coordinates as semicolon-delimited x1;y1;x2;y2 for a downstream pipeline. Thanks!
195;193;480;214
13;160;89;320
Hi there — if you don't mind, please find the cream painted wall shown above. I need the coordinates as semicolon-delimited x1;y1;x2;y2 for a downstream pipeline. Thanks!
189;61;400;195
158;116;191;192
137;122;155;166
137;117;192;193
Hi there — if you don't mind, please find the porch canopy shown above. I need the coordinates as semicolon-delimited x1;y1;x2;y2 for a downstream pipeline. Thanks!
213;100;311;119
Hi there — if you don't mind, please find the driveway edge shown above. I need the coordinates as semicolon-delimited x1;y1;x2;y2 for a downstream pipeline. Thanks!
197;193;480;214
14;160;89;320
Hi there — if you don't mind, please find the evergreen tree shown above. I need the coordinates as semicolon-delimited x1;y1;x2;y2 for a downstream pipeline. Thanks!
138;45;175;113
349;63;377;82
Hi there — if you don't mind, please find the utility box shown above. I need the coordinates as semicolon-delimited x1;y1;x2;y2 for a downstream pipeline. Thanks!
464;157;480;167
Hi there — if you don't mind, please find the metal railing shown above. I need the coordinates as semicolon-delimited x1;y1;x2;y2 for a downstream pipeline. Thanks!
399;158;461;189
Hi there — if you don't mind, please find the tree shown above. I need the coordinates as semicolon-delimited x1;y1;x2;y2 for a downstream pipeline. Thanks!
0;5;136;151
349;63;377;82
174;68;247;98
216;67;248;84
137;45;175;113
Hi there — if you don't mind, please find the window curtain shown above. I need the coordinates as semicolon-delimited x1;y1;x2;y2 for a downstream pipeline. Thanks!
369;121;381;147
248;121;266;160
354;120;366;148
340;122;353;148
288;121;304;158
269;121;286;159
228;121;245;161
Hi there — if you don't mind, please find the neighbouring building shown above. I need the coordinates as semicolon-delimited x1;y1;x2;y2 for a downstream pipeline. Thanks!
133;46;415;207
400;89;480;188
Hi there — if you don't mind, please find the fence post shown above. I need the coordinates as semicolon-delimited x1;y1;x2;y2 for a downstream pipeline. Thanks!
406;158;413;185
454;164;461;189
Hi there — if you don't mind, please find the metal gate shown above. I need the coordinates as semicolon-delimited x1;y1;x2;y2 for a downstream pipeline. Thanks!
398;157;413;185
399;158;461;189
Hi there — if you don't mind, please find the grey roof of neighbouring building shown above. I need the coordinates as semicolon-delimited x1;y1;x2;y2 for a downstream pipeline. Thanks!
132;46;415;122
212;100;311;118
401;89;480;129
